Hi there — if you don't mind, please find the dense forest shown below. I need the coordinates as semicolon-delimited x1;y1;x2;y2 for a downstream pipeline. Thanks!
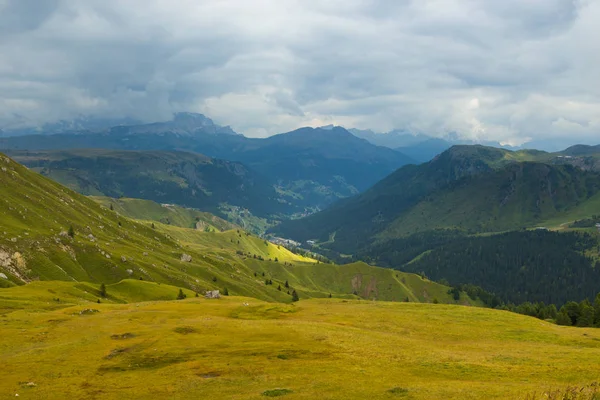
358;230;600;305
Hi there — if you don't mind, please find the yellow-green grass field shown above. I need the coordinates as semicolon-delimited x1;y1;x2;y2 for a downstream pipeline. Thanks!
1;289;599;399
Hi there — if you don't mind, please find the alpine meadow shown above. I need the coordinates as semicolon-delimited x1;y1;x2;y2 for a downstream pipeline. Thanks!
2;1;600;399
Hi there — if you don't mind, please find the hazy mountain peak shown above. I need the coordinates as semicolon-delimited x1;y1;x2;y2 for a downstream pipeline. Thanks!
173;112;213;124
318;124;336;130
107;113;241;137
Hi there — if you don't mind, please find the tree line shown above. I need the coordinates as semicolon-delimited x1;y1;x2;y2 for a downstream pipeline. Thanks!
448;283;600;328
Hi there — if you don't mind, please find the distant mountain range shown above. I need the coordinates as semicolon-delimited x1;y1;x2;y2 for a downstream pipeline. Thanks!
1;119;415;222
0;112;239;137
348;127;522;163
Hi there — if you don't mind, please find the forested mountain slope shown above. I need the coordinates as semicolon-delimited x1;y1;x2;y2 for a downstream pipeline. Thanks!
8;149;284;217
275;145;600;249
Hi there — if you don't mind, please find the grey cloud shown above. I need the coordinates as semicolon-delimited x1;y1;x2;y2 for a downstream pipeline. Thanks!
0;0;598;147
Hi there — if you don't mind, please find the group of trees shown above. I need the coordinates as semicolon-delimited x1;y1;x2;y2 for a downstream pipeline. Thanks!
448;283;502;308
570;215;600;228
446;282;600;328
507;294;600;327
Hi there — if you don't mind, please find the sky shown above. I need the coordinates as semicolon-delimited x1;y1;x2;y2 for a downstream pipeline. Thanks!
0;0;599;147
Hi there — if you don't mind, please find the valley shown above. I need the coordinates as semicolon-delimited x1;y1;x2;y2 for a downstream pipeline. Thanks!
1;120;414;219
2;123;600;399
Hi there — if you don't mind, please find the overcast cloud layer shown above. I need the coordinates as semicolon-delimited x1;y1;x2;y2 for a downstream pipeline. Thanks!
0;0;599;146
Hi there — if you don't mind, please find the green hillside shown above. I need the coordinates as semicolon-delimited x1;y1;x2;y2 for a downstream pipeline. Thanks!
274;145;600;249
381;162;600;237
1;294;600;399
0;279;198;314
0;152;463;304
91;196;238;231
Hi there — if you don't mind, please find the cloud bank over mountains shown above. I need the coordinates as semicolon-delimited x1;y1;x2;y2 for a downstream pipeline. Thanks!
0;0;598;146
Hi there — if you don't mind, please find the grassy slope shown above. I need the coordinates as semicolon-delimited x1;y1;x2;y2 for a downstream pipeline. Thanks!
539;191;600;229
0;279;198;314
381;163;600;238
156;223;459;304
1;296;599;399
0;152;462;304
91;196;238;231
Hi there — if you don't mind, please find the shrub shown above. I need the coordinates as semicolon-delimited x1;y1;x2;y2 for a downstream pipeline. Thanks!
177;289;187;300
262;389;293;397
388;387;409;395
174;326;197;335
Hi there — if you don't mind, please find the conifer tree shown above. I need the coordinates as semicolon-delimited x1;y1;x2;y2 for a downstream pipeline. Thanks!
556;310;572;326
291;290;299;302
